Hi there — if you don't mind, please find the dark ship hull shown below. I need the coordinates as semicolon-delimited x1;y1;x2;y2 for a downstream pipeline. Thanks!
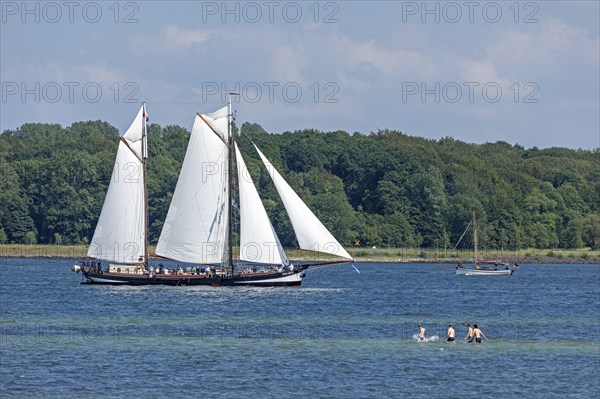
80;269;306;287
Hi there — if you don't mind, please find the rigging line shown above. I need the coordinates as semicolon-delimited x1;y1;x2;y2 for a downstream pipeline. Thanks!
453;220;473;251
163;116;196;126
303;263;337;271
302;260;353;271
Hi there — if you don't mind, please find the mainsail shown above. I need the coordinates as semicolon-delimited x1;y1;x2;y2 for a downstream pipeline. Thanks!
88;105;146;263
254;145;352;260
155;108;229;264
235;143;287;265
155;103;351;267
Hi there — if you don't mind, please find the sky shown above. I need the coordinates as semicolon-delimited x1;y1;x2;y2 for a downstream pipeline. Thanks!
1;1;599;149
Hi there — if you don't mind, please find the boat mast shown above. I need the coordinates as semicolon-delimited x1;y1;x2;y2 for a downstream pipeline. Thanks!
142;102;149;269
227;93;238;275
473;208;478;264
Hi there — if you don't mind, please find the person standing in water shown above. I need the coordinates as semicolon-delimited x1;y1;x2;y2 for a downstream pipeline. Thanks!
473;324;487;344
465;323;474;342
447;324;455;342
417;323;426;342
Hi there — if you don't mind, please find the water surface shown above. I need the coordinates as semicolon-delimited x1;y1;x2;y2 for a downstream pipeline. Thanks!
1;260;599;398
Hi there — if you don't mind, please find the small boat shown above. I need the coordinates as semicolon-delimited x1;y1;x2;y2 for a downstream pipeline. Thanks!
455;262;514;276
454;210;515;276
73;99;353;286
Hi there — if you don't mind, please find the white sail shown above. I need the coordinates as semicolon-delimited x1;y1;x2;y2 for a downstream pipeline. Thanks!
155;108;229;264
235;143;287;265
202;106;229;142
254;145;352;260
88;106;146;263
122;105;145;158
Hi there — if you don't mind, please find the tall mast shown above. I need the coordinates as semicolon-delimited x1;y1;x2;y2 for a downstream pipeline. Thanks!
473;208;478;264
142;102;149;269
227;93;238;275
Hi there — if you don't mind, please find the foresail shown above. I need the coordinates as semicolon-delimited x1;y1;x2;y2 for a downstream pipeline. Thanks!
254;145;352;260
155;110;229;264
235;143;287;265
88;106;146;263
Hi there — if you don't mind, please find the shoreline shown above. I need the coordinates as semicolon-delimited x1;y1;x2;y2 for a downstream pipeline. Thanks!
1;245;598;264
1;253;598;265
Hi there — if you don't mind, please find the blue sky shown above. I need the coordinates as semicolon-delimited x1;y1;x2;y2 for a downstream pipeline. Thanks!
1;1;599;149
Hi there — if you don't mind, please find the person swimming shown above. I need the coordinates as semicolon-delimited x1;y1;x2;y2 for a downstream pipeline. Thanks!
417;323;426;342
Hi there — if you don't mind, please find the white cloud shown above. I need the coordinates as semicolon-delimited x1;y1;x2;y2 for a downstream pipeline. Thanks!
458;19;599;83
79;64;124;86
162;25;215;48
265;31;436;94
326;33;435;79
457;58;505;86
492;19;597;64
272;41;308;83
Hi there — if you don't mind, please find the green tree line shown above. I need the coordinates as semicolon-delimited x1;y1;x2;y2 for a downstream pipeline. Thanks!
1;120;599;250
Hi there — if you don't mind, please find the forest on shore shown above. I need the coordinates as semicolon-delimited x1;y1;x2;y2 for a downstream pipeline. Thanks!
1;119;599;251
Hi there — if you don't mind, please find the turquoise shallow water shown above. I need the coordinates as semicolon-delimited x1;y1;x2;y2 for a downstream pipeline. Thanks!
1;259;599;398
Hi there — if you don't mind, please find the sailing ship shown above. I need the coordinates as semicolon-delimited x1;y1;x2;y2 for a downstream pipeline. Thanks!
72;100;353;286
455;210;515;276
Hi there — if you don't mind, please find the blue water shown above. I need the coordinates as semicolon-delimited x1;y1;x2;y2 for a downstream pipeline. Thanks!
1;259;599;398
